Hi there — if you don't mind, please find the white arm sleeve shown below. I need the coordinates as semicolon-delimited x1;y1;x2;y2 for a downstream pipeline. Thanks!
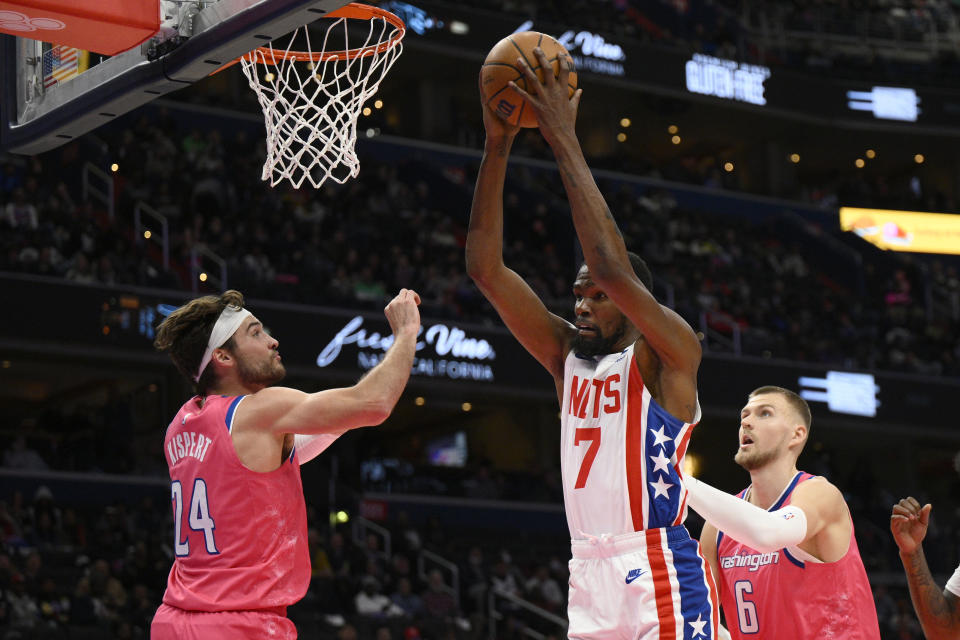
293;431;346;465
685;476;808;553
945;564;960;597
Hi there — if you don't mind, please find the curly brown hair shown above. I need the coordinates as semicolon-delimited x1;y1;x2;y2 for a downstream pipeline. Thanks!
154;290;245;395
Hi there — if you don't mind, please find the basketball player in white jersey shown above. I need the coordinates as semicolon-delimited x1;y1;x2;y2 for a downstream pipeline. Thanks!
892;496;960;639
467;49;719;638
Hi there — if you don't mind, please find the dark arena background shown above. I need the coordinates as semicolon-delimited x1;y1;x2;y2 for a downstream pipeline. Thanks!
2;1;960;639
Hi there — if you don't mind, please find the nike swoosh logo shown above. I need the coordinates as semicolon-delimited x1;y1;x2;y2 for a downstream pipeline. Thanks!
625;569;646;584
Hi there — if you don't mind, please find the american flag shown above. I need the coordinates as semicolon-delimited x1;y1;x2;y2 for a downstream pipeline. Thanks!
42;45;79;89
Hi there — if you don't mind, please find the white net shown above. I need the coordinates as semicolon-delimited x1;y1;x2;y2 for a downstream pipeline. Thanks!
240;9;404;189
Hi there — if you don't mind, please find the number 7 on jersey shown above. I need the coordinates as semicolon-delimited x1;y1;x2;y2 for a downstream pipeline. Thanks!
574;427;601;488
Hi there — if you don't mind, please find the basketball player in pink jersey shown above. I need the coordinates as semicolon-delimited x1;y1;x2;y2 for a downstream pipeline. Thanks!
468;49;719;638
892;496;960;639
688;386;880;639
149;288;421;640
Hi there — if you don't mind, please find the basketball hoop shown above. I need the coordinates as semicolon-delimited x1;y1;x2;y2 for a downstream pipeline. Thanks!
230;3;404;189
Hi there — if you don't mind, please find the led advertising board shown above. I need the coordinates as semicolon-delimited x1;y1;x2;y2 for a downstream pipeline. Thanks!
403;1;960;131
3;276;959;427
685;54;770;106
799;371;880;417
847;87;921;122
840;207;960;255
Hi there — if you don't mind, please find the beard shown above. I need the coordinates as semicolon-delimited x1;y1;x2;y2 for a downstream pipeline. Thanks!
734;445;779;471
572;319;627;358
236;353;286;387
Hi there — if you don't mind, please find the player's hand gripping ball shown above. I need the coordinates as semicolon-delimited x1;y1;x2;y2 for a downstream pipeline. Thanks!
480;31;578;128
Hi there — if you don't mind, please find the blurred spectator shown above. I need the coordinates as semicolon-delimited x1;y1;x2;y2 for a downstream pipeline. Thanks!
461;546;488;615
37;576;70;629
390;577;423;619
463;463;502;500
490;556;522;600
391;511;422;556
0;504;22;545
355;576;403;619
524;565;563;612
5;573;38;634
420;569;461;638
5;188;38;230
69;577;102;626
2;437;48;471
64;252;97;284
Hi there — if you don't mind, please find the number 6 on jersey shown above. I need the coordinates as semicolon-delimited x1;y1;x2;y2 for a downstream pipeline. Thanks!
734;580;759;633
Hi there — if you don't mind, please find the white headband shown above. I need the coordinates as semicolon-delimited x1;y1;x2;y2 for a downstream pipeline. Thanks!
194;306;252;382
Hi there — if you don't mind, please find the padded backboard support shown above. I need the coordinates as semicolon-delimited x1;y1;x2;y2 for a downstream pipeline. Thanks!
0;0;161;55
1;0;349;155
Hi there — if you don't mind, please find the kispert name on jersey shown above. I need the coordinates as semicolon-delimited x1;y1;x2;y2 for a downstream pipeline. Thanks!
165;429;213;465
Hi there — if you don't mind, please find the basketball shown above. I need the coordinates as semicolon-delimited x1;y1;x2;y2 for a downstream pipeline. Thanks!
480;31;578;128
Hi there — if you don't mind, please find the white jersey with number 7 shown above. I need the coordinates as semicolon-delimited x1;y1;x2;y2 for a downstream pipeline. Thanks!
560;344;700;539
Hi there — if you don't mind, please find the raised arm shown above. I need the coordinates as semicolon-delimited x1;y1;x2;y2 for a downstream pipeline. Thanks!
686;476;855;560
698;521;733;640
235;289;421;436
466;80;573;382
892;497;960;639
685;476;808;554
699;521;723;602
510;50;700;376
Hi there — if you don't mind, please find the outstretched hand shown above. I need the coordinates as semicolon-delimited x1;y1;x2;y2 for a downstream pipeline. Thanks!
384;288;421;337
891;496;932;555
508;47;582;146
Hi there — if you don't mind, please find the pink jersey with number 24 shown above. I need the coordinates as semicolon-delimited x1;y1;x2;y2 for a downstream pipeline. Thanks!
161;394;310;612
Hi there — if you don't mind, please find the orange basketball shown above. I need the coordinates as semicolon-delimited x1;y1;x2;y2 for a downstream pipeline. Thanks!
480;31;578;128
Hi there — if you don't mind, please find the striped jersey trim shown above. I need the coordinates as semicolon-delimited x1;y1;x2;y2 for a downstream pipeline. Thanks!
225;395;246;433
626;363;647;531
646;527;678;639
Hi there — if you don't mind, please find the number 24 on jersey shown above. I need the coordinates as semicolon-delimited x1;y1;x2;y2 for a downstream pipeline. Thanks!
171;479;219;556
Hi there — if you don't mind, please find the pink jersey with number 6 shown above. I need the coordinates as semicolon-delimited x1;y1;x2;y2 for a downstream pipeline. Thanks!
161;394;310;612
715;472;881;639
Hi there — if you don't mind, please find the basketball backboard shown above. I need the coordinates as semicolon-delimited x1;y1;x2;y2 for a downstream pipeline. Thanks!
1;0;350;155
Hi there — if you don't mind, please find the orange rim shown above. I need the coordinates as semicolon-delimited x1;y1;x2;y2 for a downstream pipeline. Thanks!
249;2;403;63
211;3;404;74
